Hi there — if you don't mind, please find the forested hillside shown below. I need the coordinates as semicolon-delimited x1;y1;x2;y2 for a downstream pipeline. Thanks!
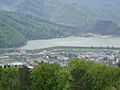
0;0;120;48
0;10;77;39
0;27;26;48
0;0;120;29
0;10;78;48
0;10;120;48
89;20;120;35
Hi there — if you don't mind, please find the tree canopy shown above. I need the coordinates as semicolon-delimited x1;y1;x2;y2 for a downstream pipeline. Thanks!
0;59;120;90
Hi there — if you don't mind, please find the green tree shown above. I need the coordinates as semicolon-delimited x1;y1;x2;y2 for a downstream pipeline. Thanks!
0;67;20;90
0;66;3;90
68;58;93;90
19;66;31;90
117;61;120;68
111;68;120;90
68;58;120;90
31;62;72;90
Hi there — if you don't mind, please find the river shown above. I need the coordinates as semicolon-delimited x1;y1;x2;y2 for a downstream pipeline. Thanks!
21;37;120;50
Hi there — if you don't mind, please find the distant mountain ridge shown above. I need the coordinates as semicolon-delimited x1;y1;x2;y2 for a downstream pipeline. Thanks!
0;0;120;48
0;0;120;29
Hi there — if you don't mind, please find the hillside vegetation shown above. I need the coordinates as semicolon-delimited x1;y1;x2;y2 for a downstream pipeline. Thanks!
0;10;120;48
0;10;77;39
0;0;120;29
0;10;77;48
0;0;120;47
0;27;26;48
89;20;120;35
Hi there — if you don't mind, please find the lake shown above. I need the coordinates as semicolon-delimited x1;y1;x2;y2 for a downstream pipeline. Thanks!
21;37;120;50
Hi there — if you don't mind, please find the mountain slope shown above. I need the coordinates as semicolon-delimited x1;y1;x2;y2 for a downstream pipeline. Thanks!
47;0;120;28
0;27;26;48
0;10;79;48
16;0;47;19
0;0;120;29
49;4;98;29
0;10;77;40
89;20;120;35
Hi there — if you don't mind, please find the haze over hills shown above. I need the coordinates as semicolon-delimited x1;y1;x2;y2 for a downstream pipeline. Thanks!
0;0;120;29
89;20;120;35
0;0;120;48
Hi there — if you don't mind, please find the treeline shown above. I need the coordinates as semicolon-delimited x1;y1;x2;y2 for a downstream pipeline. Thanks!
0;58;120;90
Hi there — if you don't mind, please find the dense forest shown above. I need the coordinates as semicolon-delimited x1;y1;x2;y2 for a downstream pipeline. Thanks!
0;0;120;29
0;10;78;40
89;20;120;35
0;58;120;90
0;10;78;48
0;27;26;48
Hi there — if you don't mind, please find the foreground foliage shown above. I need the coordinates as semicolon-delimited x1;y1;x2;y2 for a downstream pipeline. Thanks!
31;63;71;90
0;59;120;90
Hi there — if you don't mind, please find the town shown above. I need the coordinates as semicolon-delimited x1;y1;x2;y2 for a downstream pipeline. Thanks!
0;47;120;68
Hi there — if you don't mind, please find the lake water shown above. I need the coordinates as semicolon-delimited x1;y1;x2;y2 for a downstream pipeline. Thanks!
21;37;120;50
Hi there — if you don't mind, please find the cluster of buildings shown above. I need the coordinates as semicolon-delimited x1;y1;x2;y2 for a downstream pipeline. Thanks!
0;49;34;68
0;48;120;68
78;50;120;65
